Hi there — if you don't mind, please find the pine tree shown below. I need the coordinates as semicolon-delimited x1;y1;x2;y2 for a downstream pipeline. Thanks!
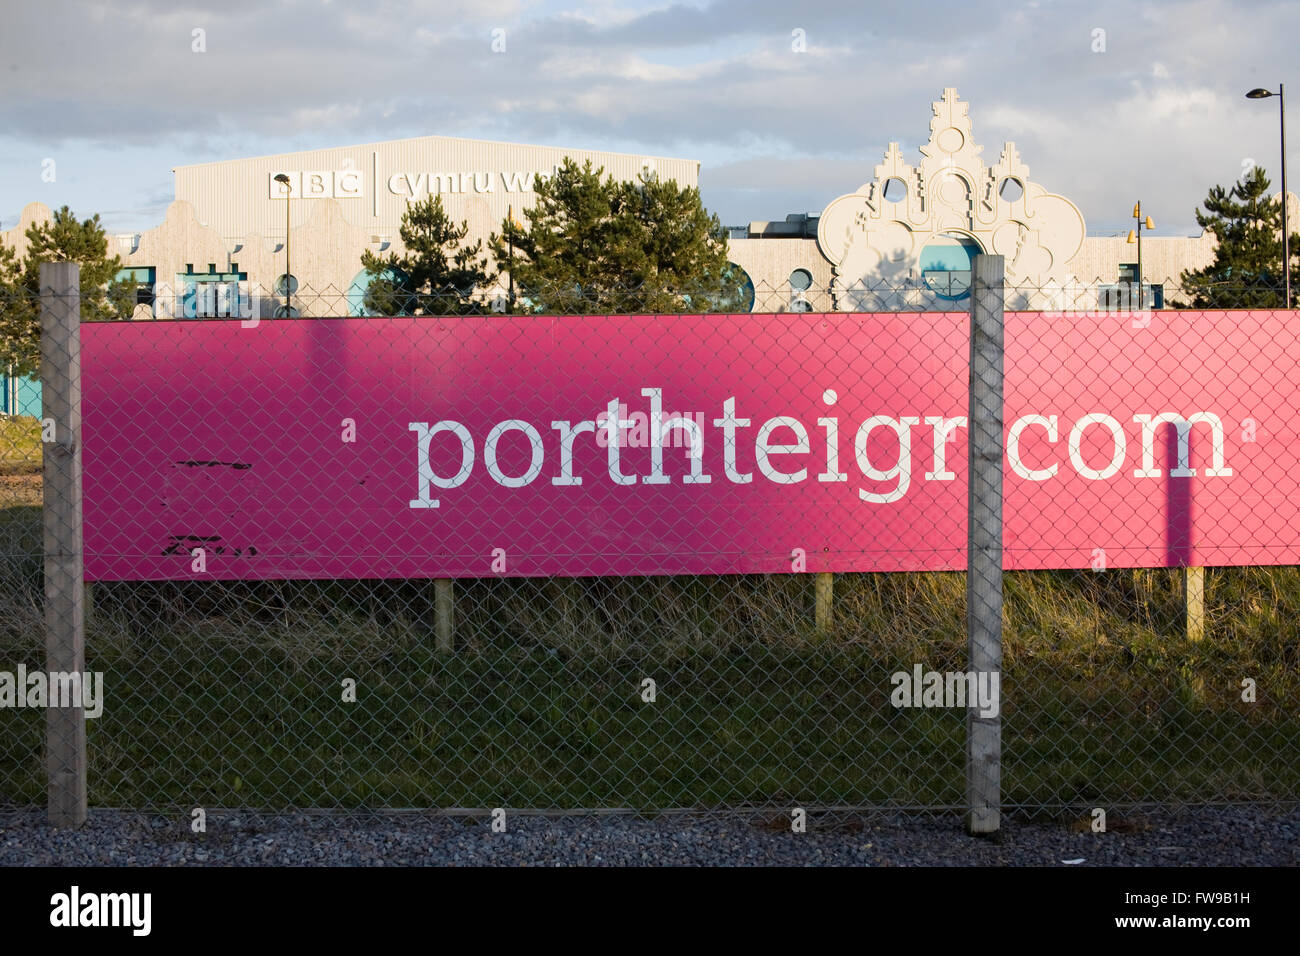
490;158;633;314
490;158;742;314
0;241;32;374
627;173;745;313
359;194;489;315
1179;165;1298;308
0;206;136;377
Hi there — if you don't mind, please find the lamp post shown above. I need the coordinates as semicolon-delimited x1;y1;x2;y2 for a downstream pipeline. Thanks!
507;203;517;311
1247;85;1290;308
273;173;293;315
1126;202;1154;309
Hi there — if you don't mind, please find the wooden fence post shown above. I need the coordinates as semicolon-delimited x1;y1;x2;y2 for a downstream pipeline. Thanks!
1184;566;1205;642
40;261;87;828
814;572;833;631
435;578;454;652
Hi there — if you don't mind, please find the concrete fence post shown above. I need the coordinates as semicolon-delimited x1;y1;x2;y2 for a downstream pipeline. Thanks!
966;255;1004;835
40;262;88;828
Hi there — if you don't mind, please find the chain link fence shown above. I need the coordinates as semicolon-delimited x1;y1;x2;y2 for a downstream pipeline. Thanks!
1;268;1298;824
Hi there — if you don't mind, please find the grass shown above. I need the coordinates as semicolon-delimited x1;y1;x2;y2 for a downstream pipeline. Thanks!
1;475;1298;814
0;415;41;477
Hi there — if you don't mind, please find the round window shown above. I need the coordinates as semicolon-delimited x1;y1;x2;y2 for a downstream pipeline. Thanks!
789;268;812;292
726;263;757;313
347;268;413;316
682;262;755;313
920;233;982;300
998;177;1024;202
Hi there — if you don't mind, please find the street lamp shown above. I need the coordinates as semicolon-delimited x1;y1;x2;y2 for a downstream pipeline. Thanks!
506;203;523;311
1126;202;1155;309
1246;85;1290;308
273;173;293;315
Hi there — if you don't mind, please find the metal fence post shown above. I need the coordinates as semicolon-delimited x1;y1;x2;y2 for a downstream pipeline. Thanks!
40;262;87;828
966;255;1004;835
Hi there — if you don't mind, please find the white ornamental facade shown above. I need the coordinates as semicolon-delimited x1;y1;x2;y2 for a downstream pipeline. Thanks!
817;88;1086;310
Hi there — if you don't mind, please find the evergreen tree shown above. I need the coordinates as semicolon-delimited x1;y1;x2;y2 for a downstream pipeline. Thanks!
628;173;746;313
490;158;636;314
0;206;136;377
1179;165;1298;308
490;158;743;314
359;194;490;315
0;242;32;374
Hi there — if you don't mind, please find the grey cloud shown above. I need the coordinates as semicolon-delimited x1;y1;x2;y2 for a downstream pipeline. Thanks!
0;0;1296;238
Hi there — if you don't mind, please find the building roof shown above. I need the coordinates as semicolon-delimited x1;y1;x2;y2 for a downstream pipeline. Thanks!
172;132;699;173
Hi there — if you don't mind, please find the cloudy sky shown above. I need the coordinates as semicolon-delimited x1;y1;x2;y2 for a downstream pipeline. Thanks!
0;0;1295;238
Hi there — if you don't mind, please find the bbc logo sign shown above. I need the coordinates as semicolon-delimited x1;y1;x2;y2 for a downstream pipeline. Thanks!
268;170;364;199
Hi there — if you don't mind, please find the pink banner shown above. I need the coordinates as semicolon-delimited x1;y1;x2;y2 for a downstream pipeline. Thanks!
81;311;1300;580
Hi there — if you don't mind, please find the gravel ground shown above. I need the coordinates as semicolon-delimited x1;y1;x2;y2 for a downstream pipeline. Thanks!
1;806;1296;866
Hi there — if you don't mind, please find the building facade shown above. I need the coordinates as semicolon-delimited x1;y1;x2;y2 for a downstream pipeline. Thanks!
5;87;1296;327
3;136;700;320
725;88;1254;314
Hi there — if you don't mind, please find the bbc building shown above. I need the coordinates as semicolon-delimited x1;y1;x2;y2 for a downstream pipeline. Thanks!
3;87;1289;357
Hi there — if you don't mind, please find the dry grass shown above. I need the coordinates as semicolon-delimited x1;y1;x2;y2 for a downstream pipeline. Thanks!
1;484;1298;811
0;416;41;477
